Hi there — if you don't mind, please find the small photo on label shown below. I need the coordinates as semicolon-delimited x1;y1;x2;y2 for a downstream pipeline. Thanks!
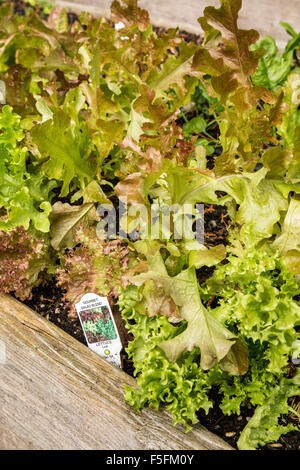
79;306;117;344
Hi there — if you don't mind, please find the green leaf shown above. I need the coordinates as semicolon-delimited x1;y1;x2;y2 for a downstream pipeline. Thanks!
127;105;152;141
48;6;69;33
183;115;207;136
280;22;300;55
203;245;300;374
273;198;300;274
280;22;298;39
262;147;293;177
119;286;213;428
279;72;300;151
49;202;96;250
132;249;248;375
251;36;293;90
0;106;55;232
189;244;226;269
238;372;300;450
30;110;96;198
273;199;300;254
180;168;298;245
193;0;268;109
147;42;196;99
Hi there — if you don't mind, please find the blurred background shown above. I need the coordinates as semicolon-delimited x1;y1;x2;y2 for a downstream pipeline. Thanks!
57;0;299;51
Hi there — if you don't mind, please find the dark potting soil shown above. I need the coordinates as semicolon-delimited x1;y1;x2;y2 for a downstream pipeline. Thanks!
24;283;86;345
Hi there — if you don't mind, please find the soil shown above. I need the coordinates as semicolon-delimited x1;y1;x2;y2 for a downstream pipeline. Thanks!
24;284;86;345
10;0;300;451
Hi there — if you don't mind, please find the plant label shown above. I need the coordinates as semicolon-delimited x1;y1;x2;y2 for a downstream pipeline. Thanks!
75;293;122;368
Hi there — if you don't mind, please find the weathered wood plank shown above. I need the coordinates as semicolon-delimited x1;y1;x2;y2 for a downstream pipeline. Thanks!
58;0;300;51
0;295;232;450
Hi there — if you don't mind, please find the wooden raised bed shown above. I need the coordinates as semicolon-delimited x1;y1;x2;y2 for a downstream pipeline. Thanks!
0;294;232;450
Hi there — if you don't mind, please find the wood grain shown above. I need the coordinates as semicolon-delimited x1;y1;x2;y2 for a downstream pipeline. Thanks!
58;0;300;52
0;294;232;450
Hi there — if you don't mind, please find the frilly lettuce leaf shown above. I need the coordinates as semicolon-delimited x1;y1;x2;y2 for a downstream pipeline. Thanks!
262;147;293;178
273;199;300;253
147;41;197;99
0;226;53;300
118;285;214;428
238;371;300;450
122;162;299;247
111;0;150;32
179;167;300;246
203;246;300;373
273;198;300;274
193;0;271;109
189;244;226;269
191;0;285;174
0;106;55;232
29;109;108;202
49;202;97;250
131;248;248;375
118;280;293;434
251;35;293;90
279;72;300;156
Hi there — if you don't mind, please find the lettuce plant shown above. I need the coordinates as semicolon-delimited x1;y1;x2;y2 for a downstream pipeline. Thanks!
0;226;52;299
238;371;300;450
56;224;131;315
119;243;300;447
0;0;299;450
114;0;300;450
